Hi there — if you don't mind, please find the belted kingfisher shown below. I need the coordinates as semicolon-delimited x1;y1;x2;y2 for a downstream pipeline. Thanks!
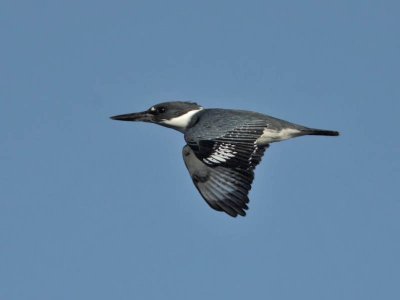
111;101;339;217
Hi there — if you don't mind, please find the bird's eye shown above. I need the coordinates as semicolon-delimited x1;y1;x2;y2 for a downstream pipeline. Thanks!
156;107;166;113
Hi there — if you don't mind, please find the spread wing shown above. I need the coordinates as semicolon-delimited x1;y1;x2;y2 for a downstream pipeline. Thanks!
182;145;267;217
186;120;269;171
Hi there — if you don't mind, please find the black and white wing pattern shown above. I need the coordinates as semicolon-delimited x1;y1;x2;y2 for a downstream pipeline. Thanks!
182;145;265;217
186;119;269;171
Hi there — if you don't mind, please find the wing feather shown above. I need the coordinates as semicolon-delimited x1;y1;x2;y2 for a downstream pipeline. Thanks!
186;121;269;171
182;145;265;217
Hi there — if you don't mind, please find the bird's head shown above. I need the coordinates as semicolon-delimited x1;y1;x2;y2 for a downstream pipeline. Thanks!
110;101;203;132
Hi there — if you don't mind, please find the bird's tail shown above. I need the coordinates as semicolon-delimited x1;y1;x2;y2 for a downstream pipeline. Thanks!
302;128;340;136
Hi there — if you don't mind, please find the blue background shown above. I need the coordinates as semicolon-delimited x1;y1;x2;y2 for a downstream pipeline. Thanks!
1;1;399;299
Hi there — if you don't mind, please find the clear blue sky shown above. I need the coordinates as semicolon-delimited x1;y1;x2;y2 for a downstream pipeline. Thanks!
1;1;399;299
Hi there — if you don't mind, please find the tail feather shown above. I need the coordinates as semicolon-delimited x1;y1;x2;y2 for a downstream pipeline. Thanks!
302;128;340;136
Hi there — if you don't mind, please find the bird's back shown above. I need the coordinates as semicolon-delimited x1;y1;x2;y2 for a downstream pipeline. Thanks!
185;108;303;142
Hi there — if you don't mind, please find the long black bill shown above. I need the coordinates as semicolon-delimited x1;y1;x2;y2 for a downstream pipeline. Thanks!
110;111;152;122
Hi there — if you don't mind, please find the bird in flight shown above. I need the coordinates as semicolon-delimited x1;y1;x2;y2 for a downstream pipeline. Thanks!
111;101;339;217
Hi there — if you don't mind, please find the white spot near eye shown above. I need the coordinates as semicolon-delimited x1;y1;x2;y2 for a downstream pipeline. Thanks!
150;107;156;111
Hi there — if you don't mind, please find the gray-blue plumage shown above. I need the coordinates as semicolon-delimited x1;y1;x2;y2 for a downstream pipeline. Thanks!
111;101;339;217
186;108;306;139
185;109;310;171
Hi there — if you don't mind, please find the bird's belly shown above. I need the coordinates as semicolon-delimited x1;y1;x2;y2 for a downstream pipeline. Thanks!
255;128;301;145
